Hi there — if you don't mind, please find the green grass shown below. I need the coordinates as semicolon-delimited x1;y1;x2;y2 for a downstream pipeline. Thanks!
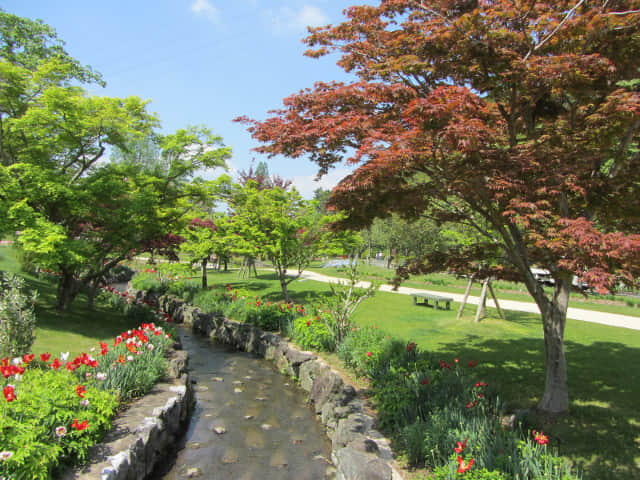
0;246;143;357
310;263;640;318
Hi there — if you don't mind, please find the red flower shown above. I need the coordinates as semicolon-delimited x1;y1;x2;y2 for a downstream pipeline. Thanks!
76;385;87;398
440;360;451;369
116;355;126;364
22;354;35;364
99;342;109;355
454;358;459;364
533;430;549;445
455;438;468;453
71;419;89;431
421;378;429;385
474;382;488;388
468;360;478;368
66;362;76;372
406;342;417;352
306;321;311;326
3;385;16;402
50;358;62;370
466;401;478;409
457;456;474;473
366;352;372;357
40;352;51;362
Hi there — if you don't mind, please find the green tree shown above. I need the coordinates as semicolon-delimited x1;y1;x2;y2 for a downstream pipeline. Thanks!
0;12;232;310
230;180;345;302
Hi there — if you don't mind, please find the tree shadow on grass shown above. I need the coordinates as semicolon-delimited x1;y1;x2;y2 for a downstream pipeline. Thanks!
432;335;640;480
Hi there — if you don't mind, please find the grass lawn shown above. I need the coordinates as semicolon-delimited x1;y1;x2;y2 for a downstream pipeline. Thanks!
193;267;640;480
0;246;143;356
310;263;640;318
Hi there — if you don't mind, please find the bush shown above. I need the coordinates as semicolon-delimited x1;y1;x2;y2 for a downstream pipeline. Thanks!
0;273;38;358
292;312;336;351
94;323;172;401
0;366;118;479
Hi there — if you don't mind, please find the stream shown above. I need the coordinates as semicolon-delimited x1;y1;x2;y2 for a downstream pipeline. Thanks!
154;327;335;479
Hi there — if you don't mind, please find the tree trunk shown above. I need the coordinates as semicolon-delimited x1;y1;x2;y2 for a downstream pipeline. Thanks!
56;271;79;311
87;278;101;311
537;278;570;414
201;258;208;289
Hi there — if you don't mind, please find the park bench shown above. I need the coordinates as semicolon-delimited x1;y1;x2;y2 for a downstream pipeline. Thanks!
412;293;453;310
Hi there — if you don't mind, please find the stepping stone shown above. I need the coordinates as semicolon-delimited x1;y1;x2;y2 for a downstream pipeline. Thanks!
186;442;205;450
232;380;243;386
255;397;267;401
234;387;244;393
244;415;255;420
211;377;224;382
261;423;273;431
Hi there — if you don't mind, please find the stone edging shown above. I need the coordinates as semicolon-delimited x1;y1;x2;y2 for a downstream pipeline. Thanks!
135;289;403;480
62;347;194;480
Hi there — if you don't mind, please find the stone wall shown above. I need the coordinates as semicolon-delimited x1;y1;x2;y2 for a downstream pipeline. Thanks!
135;290;404;480
62;346;194;480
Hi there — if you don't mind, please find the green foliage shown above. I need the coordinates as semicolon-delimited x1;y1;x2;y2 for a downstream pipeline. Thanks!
0;368;118;479
323;262;377;343
336;325;393;377
292;312;336;351
0;273;38;358
95;330;170;402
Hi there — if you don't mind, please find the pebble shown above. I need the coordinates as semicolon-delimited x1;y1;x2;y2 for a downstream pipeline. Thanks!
185;467;202;477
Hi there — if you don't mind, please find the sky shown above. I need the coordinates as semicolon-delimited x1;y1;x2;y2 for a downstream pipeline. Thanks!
3;0;363;198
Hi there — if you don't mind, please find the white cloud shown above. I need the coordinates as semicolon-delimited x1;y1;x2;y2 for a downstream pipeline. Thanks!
267;5;330;35
290;168;351;199
190;0;221;23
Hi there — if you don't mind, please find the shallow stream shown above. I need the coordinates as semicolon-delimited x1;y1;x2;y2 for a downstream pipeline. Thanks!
155;328;335;479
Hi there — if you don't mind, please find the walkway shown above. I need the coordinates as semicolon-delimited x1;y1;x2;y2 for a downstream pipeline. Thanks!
298;270;640;332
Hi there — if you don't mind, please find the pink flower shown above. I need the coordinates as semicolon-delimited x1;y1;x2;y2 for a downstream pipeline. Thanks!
0;450;13;461
55;426;67;437
366;352;372;357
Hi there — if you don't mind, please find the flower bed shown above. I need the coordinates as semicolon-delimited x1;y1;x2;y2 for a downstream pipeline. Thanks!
0;286;174;480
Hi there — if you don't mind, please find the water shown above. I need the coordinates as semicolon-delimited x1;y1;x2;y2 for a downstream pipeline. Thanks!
156;328;334;480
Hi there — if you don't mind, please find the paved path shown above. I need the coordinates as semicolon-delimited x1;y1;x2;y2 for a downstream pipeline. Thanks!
298;270;640;331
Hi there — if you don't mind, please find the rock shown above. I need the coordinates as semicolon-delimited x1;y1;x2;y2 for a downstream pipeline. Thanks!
185;467;203;477
332;447;393;480
261;423;273;431
244;415;255;420
211;421;227;434
211;377;224;382
234;388;244;393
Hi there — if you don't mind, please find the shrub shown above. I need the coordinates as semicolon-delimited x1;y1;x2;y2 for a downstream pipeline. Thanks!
90;323;173;402
292;312;336;351
0;366;118;479
0;273;38;358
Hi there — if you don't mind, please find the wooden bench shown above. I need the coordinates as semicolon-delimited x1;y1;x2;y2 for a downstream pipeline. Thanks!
412;293;453;310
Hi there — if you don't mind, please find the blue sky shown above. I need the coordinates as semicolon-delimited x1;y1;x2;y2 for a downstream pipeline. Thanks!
4;0;362;197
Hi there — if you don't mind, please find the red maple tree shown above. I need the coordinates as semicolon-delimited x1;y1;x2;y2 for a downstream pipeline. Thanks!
238;0;640;414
